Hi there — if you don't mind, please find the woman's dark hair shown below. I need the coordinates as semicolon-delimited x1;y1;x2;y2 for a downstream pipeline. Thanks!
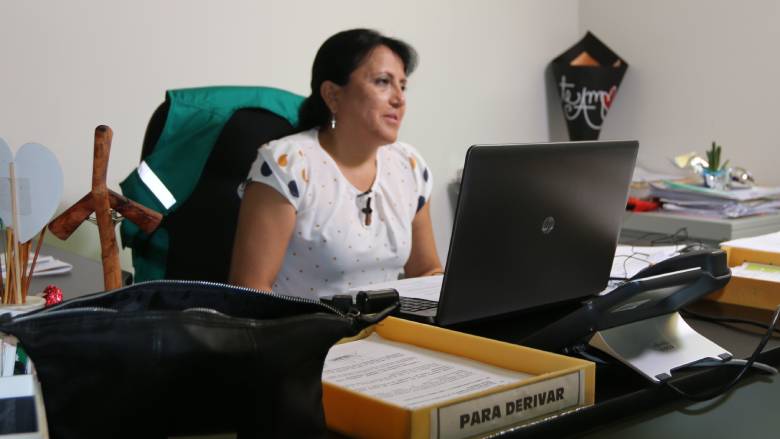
297;29;418;131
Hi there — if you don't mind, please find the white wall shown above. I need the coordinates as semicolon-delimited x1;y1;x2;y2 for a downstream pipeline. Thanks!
5;0;777;274
0;0;580;268
579;0;780;184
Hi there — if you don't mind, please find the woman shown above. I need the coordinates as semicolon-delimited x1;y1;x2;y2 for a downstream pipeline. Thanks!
230;29;442;299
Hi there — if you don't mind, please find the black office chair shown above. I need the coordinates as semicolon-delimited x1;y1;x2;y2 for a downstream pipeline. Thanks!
137;101;297;282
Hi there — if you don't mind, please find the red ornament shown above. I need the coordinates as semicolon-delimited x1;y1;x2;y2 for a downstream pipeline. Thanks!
42;285;63;307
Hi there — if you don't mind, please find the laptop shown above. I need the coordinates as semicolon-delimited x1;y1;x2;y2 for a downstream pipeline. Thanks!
382;140;639;326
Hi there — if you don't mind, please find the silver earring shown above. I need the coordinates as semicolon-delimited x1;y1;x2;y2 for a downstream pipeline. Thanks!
330;114;336;129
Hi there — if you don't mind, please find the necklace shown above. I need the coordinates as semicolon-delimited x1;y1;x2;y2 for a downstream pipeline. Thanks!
358;190;373;226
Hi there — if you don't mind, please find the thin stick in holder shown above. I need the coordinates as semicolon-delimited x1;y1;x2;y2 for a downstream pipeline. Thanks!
8;162;23;304
23;228;46;298
2;228;11;304
2;227;25;304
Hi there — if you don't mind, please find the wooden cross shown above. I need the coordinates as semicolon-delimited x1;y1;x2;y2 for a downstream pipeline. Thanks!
48;126;162;291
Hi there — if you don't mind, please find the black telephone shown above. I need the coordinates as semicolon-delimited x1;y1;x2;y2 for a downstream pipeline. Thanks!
521;249;731;352
629;248;727;281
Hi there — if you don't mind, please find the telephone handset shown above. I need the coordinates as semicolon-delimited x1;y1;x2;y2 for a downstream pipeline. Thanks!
629;249;730;281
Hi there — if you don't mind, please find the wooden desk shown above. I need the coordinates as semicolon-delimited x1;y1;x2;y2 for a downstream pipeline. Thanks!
455;302;780;438
24;248;780;438
29;245;130;300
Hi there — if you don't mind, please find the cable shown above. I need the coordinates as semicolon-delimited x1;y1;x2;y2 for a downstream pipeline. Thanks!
610;248;656;280
624;227;691;247
664;304;780;401
568;344;611;365
678;358;777;375
681;307;780;335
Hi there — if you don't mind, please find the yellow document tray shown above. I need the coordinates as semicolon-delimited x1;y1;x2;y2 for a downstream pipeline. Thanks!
706;246;780;310
322;317;595;439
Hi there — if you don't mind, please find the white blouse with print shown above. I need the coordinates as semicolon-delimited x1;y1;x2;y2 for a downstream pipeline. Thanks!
241;128;433;300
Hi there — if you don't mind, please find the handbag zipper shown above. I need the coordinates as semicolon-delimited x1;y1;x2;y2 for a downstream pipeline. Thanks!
9;307;118;323
13;279;349;323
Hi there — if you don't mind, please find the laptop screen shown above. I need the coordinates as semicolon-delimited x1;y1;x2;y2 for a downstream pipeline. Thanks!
435;140;638;325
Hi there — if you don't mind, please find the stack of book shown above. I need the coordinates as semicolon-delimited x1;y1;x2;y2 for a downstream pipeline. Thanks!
649;180;780;218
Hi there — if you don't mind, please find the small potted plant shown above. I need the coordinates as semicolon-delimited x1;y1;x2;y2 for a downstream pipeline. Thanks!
702;141;730;190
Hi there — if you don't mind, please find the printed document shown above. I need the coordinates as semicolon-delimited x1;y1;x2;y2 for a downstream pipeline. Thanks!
721;231;780;253
658;181;780;202
323;333;530;409
1;335;18;377
631;166;684;183
609;245;681;279
0;253;72;277
600;245;682;295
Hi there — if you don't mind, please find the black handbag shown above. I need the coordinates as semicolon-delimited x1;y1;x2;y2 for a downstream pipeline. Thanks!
0;280;389;439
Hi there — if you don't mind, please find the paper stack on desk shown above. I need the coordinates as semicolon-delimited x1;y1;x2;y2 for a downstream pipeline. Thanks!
650;180;780;218
627;166;687;199
720;231;780;253
321;317;594;439
609;244;681;279
599;244;683;295
323;333;532;409
0;254;72;278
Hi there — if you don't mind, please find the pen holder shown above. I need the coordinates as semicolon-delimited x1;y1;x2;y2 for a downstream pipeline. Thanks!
1;228;47;306
0;296;45;318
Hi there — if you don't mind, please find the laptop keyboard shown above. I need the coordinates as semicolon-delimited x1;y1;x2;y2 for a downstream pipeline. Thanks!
399;297;438;312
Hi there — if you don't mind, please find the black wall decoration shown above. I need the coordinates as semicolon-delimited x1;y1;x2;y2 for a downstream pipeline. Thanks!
551;32;628;141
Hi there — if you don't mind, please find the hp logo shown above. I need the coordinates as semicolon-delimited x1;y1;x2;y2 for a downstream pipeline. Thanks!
541;216;555;234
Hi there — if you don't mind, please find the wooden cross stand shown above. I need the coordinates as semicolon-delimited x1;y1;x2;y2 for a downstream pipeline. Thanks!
49;126;162;291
